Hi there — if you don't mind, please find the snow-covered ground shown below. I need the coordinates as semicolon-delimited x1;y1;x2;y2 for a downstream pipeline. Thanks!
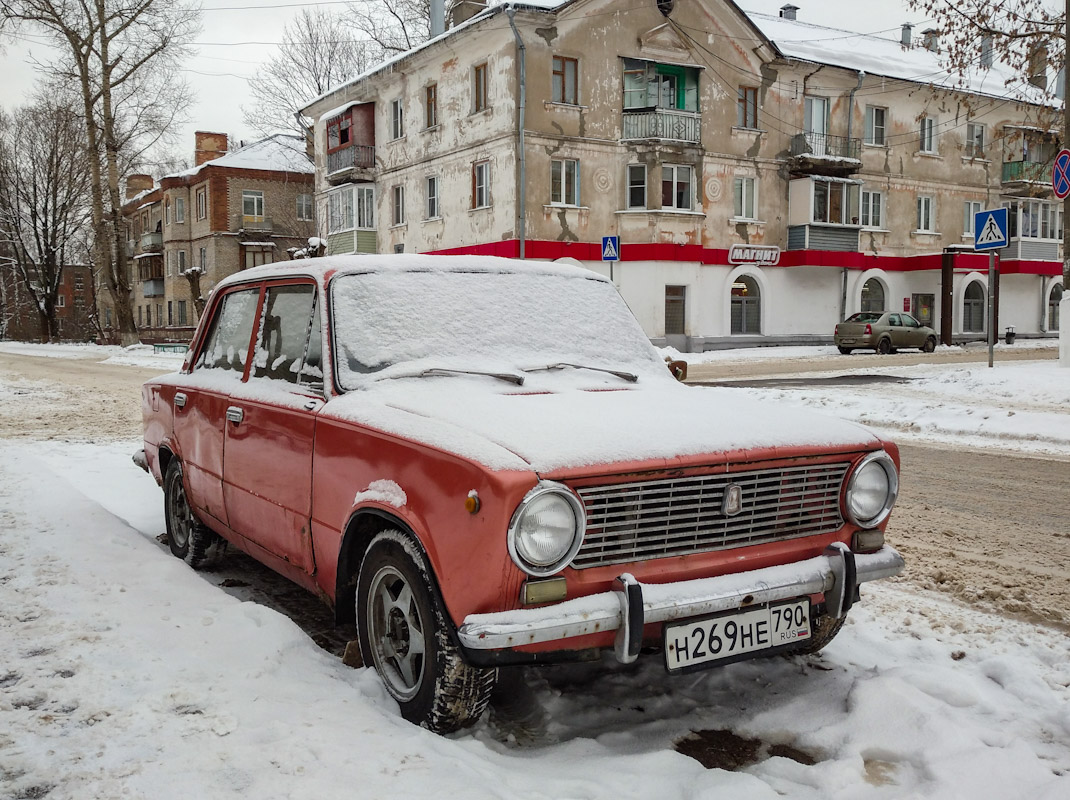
2;343;1069;799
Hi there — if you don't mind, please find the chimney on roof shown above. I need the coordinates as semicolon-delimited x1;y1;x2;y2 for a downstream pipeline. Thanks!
921;28;940;53
900;23;913;48
449;0;487;29
779;4;799;20
430;0;444;37
125;174;153;200
1028;42;1048;90
980;34;993;68
194;131;228;166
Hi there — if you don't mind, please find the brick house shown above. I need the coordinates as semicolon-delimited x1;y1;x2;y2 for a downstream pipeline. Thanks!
1;264;96;341
104;132;316;343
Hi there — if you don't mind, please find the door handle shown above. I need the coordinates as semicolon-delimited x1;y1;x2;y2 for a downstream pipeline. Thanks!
226;406;244;424
174;392;187;408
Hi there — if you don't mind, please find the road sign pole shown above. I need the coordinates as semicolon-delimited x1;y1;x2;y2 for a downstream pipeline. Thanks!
988;252;995;368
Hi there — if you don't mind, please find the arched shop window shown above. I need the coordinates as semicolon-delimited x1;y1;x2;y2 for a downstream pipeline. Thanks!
731;276;761;334
861;278;885;313
963;281;985;333
1050;283;1063;331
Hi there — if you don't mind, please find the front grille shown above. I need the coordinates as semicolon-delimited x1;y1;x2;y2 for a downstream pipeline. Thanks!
572;462;849;569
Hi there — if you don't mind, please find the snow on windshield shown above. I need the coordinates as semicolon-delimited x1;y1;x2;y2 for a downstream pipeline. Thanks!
330;270;665;389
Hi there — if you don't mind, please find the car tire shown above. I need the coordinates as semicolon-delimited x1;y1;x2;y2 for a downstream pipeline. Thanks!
837;346;852;355
357;530;497;733
876;337;892;355
163;460;227;569
788;612;846;656
922;336;936;353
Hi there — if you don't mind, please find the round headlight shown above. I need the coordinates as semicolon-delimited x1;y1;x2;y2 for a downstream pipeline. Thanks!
845;451;898;528
508;483;585;577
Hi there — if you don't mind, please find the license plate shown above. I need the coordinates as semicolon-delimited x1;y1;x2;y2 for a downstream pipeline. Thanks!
664;600;811;672
840;338;857;344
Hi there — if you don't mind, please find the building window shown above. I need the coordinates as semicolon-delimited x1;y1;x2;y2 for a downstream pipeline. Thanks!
137;306;142;326
861;189;884;228
106;308;112;327
74;274;84;290
196;188;207;220
165;199;172;226
426;176;439;219
1005;199;1062;240
963;200;983;236
357;185;375;228
623;59;699;111
963;281;985;333
168;301;173;326
57;294;65;308
966;122;985;158
473;63;488;112
917;195;936;232
550;159;579;205
665;285;686;336
731;275;761;334
919;116;937;153
166;251;173;277
472;161;490;208
661;164;692;210
552;56;578;104
327;111;352;150
865;106;887;145
178;300;187;326
627;164;646;209
737;86;758;129
244;247;274;270
199;247;207;270
297;194;314;222
392;185;405;225
861;278;885;312
1049;283;1063;331
175;197;185;223
178;250;187;273
329;189;354;232
425;84;438;129
242;190;264;221
813;179;860;225
391;98;404;140
733;176;757;220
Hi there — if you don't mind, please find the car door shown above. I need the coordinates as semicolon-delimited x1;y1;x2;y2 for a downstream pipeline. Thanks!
886;313;906;348
173;286;261;526
221;281;324;573
901;313;925;347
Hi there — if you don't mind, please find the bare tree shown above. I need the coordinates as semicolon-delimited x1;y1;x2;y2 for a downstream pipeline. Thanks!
345;0;434;57
1;0;200;346
243;8;377;137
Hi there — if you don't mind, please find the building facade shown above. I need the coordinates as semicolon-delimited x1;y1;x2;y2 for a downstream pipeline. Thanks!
0;264;96;341
301;0;1065;350
107;132;316;343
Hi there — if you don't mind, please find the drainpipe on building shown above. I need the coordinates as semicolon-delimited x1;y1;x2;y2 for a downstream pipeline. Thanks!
839;70;866;322
507;6;527;259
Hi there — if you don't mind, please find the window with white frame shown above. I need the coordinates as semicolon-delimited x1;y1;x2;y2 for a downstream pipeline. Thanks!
391;99;404;140
165;200;172;226
551;159;580;205
297;193;313;222
178;250;187;273
472;161;490;208
242;190;264;220
733;176;757;220
1005;199;1062;240
392;185;405;225
328;189;355;232
661;164;693;210
175;197;185;223
966;122;985;158
627;164;647;209
196;188;206;220
199;247;207;269
356;185;375;228
917;195;936;232
426;176;439;219
963;200;983;236
861;189;884;228
919;116;937;153
865;106;887;145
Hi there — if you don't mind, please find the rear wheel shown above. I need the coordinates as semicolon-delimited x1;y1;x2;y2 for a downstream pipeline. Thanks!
357;531;497;733
922;336;937;353
837;346;852;355
163;460;227;569
876;337;892;355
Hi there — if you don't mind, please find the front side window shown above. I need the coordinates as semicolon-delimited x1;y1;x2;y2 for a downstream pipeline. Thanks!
473;63;488;112
861;278;885;312
426;176;439;219
178;300;187;326
357;185;375;228
550;159;580;205
196;188;207;220
731;275;761;334
472;161;490;208
297;193;314;222
865;106;887;145
425;84;438;129
392;185;405;225
244;247;274;270
195;288;260;374
920;116;936;153
165;200;172;226
328;188;355;233
661;164;692;210
327;111;352;150
733;176;757;220
178;250;187;273
175;197;186;223
917;195;936;232
391;99;404;140
966;122;985;158
813;179;860;225
737;86;758;129
199;247;207;269
252;283;319;387
665;285;685;335
627;164;647;209
963;200;983;236
553;56;578;104
622;59;699;111
861;189;884;228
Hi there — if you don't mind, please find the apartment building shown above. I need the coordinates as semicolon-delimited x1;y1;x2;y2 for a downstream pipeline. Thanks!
1;264;96;341
110;132;315;343
301;0;1065;349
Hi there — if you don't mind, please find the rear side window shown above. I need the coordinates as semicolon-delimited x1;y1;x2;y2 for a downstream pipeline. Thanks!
251;284;321;390
195;289;260;375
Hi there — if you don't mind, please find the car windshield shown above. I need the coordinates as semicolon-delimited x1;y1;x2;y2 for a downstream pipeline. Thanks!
330;269;665;390
846;312;883;323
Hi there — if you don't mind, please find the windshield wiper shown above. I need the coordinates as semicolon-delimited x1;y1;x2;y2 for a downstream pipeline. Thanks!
523;363;638;382
381;367;525;386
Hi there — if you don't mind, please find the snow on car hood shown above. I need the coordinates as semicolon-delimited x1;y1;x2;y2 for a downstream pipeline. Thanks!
324;376;883;473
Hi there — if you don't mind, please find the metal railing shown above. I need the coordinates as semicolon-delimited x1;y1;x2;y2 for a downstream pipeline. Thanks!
327;144;376;175
231;214;273;232
790;131;861;160
1002;160;1053;184
622;109;701;143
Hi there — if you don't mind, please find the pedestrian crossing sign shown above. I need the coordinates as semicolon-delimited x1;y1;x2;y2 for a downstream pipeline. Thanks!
602;236;620;261
973;208;1008;251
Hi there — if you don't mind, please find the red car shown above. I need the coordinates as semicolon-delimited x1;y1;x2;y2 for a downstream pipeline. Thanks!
137;255;904;733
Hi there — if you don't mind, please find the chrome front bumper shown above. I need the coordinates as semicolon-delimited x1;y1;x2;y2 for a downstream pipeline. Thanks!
457;545;904;663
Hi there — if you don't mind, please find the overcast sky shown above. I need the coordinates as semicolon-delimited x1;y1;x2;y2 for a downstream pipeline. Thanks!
0;0;933;167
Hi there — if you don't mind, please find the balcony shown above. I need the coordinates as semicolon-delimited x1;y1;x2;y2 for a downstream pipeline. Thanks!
231;214;273;232
1002;160;1053;186
788;132;862;177
622;109;701;144
142;278;164;298
140;231;163;251
327;144;376;184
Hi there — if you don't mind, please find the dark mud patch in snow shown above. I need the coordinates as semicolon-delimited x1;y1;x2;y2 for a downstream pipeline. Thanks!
674;728;819;771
